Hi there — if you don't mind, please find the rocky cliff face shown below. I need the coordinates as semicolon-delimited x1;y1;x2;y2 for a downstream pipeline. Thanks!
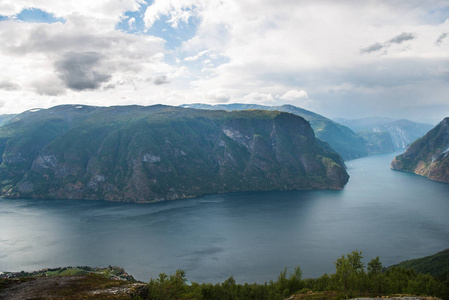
391;117;449;183
0;105;349;202
181;103;369;160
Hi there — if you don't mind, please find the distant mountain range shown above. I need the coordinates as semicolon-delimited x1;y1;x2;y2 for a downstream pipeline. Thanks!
181;103;371;160
0;105;348;202
391;117;449;183
0;114;16;126
335;117;433;149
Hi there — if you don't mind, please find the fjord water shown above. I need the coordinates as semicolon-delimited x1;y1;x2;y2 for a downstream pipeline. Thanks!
1;151;448;283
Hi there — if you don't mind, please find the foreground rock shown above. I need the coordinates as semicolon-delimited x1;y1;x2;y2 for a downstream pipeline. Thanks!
391;117;449;183
0;266;145;300
0;105;348;203
0;276;145;299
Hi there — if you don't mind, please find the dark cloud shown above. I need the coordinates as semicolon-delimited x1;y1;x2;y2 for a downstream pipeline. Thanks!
387;32;415;44
103;83;116;90
0;80;19;91
55;52;111;91
153;75;169;85
436;33;448;45
361;32;415;54
360;42;384;53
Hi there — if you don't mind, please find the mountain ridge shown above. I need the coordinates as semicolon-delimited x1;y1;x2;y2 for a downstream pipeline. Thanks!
335;117;433;149
181;103;371;160
0;105;348;202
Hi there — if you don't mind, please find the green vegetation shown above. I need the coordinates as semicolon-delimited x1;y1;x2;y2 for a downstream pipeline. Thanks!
389;249;449;278
2;251;448;299
135;250;449;300
0;105;348;202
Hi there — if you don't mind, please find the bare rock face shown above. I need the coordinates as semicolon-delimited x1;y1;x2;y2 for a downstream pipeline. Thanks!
0;105;349;202
391;117;449;183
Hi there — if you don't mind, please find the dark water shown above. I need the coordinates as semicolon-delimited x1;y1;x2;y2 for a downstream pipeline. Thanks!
1;151;448;283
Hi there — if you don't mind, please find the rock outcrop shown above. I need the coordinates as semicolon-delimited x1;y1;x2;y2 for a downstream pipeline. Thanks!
391;117;449;183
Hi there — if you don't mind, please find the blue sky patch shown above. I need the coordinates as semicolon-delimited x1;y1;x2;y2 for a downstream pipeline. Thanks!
146;13;200;49
14;8;65;24
115;2;149;34
427;5;449;24
116;2;200;50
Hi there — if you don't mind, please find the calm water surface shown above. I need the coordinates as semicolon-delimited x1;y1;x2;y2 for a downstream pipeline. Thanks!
1;151;448;283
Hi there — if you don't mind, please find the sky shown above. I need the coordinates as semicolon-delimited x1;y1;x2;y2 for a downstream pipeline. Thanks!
0;0;448;124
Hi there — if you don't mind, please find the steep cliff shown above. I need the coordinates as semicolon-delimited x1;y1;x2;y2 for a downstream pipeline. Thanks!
391;117;449;183
0;105;349;202
181;103;369;160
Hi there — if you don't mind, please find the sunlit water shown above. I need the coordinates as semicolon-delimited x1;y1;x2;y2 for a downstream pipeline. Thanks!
1;151;448;283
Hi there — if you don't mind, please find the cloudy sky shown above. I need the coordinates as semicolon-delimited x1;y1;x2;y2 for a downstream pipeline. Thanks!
0;0;448;124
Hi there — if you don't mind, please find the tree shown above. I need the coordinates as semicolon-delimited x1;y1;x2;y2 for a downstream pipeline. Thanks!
146;269;188;300
368;257;385;294
334;250;365;295
288;266;304;293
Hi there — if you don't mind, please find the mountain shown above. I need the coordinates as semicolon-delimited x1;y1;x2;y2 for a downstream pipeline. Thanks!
181;103;369;160
388;249;449;277
391;117;449;183
0;105;348;202
333;117;395;132
335;117;433;149
357;131;395;154
0;114;16;126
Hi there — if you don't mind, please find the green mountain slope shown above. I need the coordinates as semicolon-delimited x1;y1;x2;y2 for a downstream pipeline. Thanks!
0;105;348;202
181;103;369;160
391;117;449;183
388;249;449;277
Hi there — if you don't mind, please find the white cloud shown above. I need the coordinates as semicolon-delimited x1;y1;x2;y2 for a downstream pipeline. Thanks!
0;11;169;113
206;90;230;103
1;0;449;124
184;49;210;61
280;90;308;101
128;17;136;30
171;0;449;122
32;75;65;96
242;92;275;104
0;0;144;27
143;0;199;29
0;79;20;91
